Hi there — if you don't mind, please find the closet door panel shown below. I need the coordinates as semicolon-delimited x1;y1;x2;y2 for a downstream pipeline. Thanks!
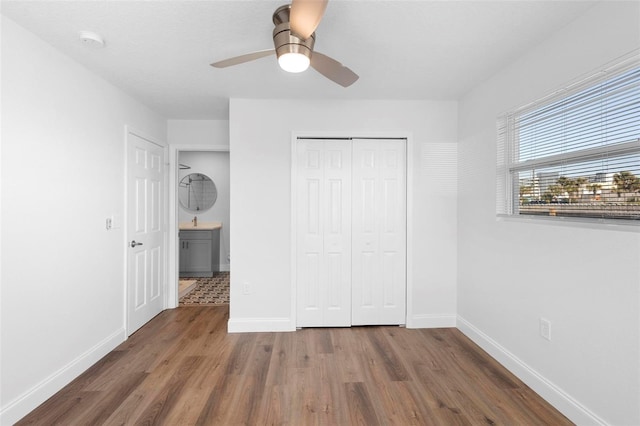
379;144;406;318
352;139;406;325
323;141;352;326
297;142;324;326
296;140;351;327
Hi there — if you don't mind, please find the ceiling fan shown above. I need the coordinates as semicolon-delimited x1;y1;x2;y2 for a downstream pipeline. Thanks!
210;0;359;87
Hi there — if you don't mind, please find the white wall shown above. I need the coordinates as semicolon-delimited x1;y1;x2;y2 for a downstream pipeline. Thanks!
229;99;458;331
0;16;166;424
457;2;640;425
178;151;231;271
167;119;229;147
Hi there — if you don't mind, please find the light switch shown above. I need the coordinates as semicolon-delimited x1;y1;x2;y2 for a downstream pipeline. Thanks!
110;214;122;229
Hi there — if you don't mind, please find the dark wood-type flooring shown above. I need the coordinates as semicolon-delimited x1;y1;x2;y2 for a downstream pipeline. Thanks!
18;306;573;425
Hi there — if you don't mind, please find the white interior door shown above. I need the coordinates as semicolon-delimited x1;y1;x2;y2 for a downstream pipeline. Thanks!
351;139;406;325
127;132;165;335
296;140;352;327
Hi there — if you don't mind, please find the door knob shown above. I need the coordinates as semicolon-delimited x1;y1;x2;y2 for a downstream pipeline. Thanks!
130;240;143;248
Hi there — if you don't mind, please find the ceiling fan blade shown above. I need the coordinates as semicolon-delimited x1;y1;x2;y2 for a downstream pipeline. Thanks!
211;49;275;68
290;0;328;40
310;51;359;87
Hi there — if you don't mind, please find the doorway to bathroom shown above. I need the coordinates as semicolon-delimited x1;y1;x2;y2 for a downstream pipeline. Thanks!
170;147;230;307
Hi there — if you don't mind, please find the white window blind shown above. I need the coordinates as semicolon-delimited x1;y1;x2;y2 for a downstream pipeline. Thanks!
497;52;640;221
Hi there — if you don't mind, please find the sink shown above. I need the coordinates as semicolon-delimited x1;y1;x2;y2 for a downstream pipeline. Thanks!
179;221;222;230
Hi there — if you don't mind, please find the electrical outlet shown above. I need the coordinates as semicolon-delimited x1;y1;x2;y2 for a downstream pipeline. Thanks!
539;318;551;341
105;217;112;230
242;282;251;295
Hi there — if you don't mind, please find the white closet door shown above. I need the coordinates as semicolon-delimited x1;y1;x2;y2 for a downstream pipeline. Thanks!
296;140;352;327
351;139;406;325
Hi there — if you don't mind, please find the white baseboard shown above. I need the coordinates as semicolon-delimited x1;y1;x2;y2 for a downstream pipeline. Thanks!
456;316;607;426
0;328;126;425
407;313;457;328
227;317;295;333
228;314;457;332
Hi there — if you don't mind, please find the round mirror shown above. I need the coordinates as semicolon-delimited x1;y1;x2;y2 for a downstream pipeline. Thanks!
179;173;217;212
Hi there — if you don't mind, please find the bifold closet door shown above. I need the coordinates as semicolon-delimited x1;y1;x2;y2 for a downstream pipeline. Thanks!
351;139;406;325
296;140;352;327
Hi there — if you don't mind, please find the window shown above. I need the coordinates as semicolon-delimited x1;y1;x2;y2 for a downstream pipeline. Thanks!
497;52;640;222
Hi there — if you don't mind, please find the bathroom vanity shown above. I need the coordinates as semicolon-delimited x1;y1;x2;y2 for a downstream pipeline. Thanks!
179;222;221;277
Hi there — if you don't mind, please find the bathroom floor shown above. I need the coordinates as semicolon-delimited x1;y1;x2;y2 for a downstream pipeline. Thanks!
179;272;230;305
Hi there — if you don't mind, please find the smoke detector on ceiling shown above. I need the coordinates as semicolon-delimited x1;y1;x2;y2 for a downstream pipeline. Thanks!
79;31;105;48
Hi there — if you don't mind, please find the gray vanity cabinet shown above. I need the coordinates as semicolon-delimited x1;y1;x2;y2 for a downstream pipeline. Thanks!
179;229;220;277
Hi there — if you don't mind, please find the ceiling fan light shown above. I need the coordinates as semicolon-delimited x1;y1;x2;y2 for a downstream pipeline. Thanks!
278;52;310;73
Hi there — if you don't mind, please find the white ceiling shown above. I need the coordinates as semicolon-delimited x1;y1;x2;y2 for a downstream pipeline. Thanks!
1;0;598;120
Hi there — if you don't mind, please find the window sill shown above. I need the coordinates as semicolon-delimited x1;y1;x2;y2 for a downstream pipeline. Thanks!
496;213;640;232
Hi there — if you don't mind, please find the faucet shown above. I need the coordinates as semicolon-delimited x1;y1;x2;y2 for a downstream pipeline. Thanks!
192;216;198;227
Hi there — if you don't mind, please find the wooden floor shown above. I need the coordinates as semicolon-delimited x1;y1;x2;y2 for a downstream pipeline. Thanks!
18;306;573;425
